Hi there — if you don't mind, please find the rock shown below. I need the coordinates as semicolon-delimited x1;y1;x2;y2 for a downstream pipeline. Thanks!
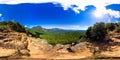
57;44;71;53
20;49;30;56
0;47;17;58
100;46;120;58
70;42;90;53
53;44;64;51
0;36;4;39
64;44;71;49
43;44;53;52
57;49;69;53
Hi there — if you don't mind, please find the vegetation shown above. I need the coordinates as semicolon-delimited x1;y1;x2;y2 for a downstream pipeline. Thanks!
26;26;48;38
86;22;120;42
28;26;87;45
86;22;107;42
105;23;115;31
0;21;26;33
114;22;120;32
41;32;86;45
27;29;43;38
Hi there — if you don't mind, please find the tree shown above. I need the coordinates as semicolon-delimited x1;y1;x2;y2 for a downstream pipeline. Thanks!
7;20;14;25
15;22;26;32
86;22;107;42
0;21;27;33
105;23;115;31
114;22;120;32
86;27;92;39
0;21;7;25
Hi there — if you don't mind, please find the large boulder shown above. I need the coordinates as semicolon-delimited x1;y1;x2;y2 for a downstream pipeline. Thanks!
57;44;71;53
70;42;91;53
53;44;64;51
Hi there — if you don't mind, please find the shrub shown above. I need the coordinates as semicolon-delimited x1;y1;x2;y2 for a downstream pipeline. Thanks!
12;22;26;32
114;22;120;32
86;22;107;42
0;21;26;33
105;23;115;31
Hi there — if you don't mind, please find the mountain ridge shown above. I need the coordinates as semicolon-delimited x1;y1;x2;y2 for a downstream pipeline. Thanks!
29;26;86;34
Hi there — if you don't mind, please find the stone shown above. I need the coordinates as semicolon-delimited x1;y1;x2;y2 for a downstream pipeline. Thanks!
0;47;17;58
53;44;64;51
70;42;90;53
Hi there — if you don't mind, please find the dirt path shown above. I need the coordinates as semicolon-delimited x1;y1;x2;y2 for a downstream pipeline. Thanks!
27;37;92;59
27;37;48;59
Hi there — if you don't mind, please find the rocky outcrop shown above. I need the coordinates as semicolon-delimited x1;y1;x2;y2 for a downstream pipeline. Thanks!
92;31;120;58
0;28;29;58
0;47;18;58
70;42;92;53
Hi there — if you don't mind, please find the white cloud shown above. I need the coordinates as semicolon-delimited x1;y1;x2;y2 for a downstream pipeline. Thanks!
0;0;120;21
107;9;120;18
0;13;2;17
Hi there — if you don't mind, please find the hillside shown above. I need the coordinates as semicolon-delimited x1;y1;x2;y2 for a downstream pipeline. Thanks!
86;31;120;59
0;28;29;58
0;26;93;59
0;21;120;59
97;31;120;58
28;26;86;45
0;27;120;59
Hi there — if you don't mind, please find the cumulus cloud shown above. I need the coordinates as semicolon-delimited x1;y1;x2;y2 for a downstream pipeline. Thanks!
0;0;120;21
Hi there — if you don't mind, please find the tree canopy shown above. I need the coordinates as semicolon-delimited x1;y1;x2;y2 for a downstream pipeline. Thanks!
86;22;120;42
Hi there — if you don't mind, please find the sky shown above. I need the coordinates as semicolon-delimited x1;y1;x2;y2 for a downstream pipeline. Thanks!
0;0;120;30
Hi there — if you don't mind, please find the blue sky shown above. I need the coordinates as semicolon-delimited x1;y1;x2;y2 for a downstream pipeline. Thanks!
0;0;120;30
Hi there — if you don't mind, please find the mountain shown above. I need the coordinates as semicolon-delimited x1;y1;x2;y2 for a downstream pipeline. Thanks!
29;26;86;34
30;26;47;33
47;28;86;33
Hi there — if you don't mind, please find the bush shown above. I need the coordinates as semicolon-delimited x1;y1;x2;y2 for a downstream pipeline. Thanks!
86;22;107;42
105;23;115;31
27;29;42;38
114;22;120;32
12;22;26;32
0;21;26;33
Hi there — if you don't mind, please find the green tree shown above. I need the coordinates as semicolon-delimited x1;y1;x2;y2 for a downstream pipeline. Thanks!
86;22;107;42
86;27;92;39
0;21;26;33
0;21;7;25
114;22;120;32
105;23;115;31
16;22;26;32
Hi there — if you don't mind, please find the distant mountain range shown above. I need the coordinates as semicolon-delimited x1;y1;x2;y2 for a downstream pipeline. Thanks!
28;26;86;34
47;28;86;33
